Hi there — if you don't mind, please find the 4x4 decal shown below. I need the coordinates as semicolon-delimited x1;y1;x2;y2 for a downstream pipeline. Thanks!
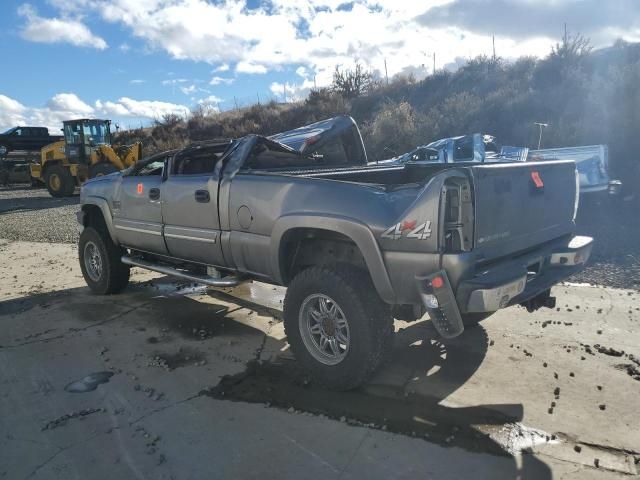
382;220;432;240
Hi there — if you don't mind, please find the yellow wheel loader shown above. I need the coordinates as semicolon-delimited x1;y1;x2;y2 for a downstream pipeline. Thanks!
30;119;142;197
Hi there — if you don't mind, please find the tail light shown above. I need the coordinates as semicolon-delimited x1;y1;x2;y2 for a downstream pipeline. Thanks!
442;178;473;252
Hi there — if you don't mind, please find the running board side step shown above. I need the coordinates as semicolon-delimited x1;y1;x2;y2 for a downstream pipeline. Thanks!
121;256;244;288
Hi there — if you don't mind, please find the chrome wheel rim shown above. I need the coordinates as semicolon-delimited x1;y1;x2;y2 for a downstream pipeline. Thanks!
299;294;350;365
83;241;103;282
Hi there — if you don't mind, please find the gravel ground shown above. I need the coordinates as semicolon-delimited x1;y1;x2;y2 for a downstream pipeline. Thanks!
572;197;640;290
1;184;638;289
0;184;80;243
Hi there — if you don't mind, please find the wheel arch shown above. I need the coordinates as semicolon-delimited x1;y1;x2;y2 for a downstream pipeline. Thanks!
41;159;62;174
80;199;118;244
271;214;396;304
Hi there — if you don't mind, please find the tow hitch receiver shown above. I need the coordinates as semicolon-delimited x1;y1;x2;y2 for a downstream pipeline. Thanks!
521;289;556;313
416;270;464;339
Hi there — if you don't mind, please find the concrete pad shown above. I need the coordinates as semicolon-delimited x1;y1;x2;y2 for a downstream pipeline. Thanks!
1;240;638;479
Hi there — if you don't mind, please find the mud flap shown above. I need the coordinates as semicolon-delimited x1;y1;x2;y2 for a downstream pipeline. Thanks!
416;270;464;339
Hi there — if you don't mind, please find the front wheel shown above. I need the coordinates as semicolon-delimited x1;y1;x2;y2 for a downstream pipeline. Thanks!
283;265;393;390
44;164;75;197
79;227;130;295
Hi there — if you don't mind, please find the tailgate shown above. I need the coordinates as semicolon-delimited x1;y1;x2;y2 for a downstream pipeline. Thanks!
471;160;576;260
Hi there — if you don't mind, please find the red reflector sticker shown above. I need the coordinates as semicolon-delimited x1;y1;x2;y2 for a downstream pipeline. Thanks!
431;276;444;288
531;171;544;188
137;183;144;194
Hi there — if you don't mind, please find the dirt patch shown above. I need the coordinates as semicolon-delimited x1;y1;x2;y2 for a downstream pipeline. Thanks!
148;296;252;341
42;407;104;431
615;363;640;381
150;347;206;370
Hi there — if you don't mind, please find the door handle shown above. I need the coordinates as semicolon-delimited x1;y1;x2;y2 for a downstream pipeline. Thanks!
195;190;210;203
149;187;160;200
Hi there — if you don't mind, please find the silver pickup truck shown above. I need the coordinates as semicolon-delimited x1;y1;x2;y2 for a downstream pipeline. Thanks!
77;116;593;390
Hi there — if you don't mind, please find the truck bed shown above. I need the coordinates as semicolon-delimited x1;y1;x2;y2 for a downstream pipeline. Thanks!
259;162;459;186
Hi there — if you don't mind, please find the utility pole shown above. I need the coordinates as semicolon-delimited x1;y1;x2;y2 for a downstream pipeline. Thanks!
492;35;496;61
564;22;567;44
283;84;287;103
256;92;261;105
233;96;239;110
433;52;436;75
384;58;389;86
314;75;317;90
534;122;549;149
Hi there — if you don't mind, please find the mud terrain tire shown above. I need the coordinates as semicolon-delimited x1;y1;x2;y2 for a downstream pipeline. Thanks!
283;265;394;390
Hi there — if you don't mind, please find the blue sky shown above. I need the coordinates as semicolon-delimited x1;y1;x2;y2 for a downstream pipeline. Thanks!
1;0;639;132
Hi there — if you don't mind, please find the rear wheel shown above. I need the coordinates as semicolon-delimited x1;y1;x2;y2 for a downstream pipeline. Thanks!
45;164;75;197
89;163;119;178
79;226;130;295
283;265;394;390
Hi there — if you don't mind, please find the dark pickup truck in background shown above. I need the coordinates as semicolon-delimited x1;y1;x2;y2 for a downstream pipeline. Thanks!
0;126;63;185
0;126;63;156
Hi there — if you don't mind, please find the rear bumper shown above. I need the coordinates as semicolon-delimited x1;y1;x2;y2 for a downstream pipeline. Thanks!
416;235;593;338
457;235;593;313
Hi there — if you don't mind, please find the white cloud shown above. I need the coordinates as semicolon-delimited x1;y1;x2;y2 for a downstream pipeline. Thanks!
196;95;224;114
0;92;190;132
209;76;235;86
198;95;223;105
180;84;198;95
18;4;107;50
0;92;96;131
270;78;315;103
0;95;28;128
98;97;190;119
129;79;146;84
46;93;94;115
119;43;131;52
162;78;189;86
235;61;268;74
43;0;487;85
22;0;640;95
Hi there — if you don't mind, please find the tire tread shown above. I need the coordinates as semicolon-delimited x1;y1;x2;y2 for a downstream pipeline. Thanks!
283;264;393;390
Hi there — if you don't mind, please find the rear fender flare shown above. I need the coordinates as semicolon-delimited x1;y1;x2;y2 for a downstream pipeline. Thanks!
270;214;396;304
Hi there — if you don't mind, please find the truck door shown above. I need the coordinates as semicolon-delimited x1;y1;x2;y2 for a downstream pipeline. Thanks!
161;147;226;266
112;154;168;254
